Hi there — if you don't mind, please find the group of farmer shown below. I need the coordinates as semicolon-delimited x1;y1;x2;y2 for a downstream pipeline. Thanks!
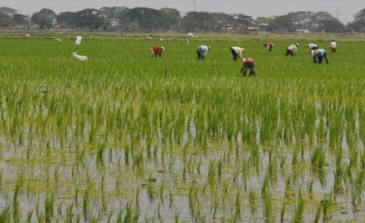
307;40;337;64
149;39;337;77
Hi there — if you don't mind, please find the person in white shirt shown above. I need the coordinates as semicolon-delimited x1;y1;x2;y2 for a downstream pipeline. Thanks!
286;43;299;56
308;43;318;50
197;45;210;59
312;49;329;64
229;46;245;61
330;40;337;53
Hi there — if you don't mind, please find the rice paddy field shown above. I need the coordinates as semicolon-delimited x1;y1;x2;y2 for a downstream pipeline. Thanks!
1;32;365;222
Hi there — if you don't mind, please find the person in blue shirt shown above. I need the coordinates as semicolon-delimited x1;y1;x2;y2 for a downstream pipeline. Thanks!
312;49;329;64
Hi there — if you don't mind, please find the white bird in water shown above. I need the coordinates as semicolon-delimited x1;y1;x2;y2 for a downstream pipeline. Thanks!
73;52;88;61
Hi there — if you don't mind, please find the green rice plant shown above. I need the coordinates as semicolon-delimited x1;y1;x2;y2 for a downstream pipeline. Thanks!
213;157;222;180
188;184;198;219
314;202;322;223
124;202;140;223
65;203;74;223
311;147;326;172
293;191;305;223
333;151;346;193
147;179;155;202
44;191;55;223
83;188;90;222
321;193;334;222
284;176;293;199
174;211;180;223
0;171;2;192
261;172;271;198
13;184;21;223
0;205;11;223
267;149;278;183
207;161;217;187
233;191;241;221
249;188;257;213
280;201;287;223
263;193;273;223
97;143;106;168
27;209;34;222
308;180;314;199
310;147;326;185
116;210;124;223
101;173;107;212
351;169;365;206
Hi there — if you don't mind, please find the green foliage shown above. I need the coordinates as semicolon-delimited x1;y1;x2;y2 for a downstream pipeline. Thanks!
74;8;106;31
57;11;76;28
267;11;345;33
125;7;180;31
31;8;56;29
0;11;12;28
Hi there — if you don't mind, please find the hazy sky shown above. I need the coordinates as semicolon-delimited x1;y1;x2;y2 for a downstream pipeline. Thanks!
2;0;365;23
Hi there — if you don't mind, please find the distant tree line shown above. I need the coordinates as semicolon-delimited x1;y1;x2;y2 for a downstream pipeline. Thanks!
1;6;365;33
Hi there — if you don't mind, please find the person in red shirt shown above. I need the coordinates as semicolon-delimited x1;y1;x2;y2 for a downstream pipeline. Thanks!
263;41;273;51
150;46;165;58
240;57;256;77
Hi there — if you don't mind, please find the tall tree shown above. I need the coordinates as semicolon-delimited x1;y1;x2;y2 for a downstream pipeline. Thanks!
117;7;131;30
0;6;17;28
256;16;273;25
309;11;345;32
126;7;165;31
267;11;345;33
75;8;105;31
31;8;56;29
159;8;181;30
209;12;233;33
57;11;76;28
354;8;365;21
12;13;28;28
230;14;256;33
0;7;17;16
347;8;365;32
0;12;12;28
181;11;213;32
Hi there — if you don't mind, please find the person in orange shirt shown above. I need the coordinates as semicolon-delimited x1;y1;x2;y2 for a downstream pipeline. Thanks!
150;46;165;58
240;57;256;77
263;41;273;51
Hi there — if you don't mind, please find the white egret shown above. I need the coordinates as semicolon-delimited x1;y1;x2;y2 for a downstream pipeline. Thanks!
73;52;88;61
25;34;30;37
55;38;62;42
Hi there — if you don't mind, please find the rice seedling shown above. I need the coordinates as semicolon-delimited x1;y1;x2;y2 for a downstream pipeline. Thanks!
44;191;55;223
0;205;11;223
293;191;305;223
